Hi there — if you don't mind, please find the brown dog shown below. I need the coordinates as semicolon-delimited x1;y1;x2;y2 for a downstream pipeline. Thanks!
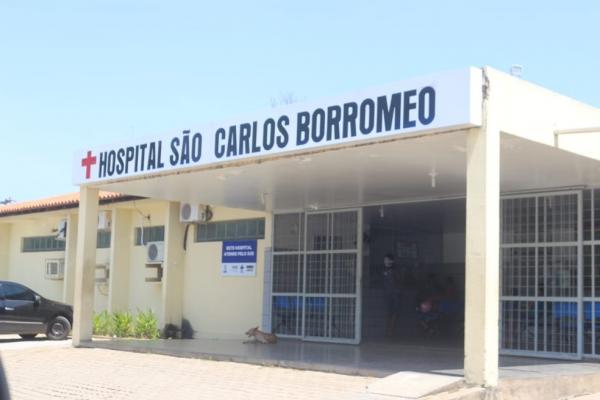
244;326;277;344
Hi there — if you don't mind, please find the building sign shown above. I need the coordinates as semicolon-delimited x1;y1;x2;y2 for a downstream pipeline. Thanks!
73;67;482;185
221;240;257;277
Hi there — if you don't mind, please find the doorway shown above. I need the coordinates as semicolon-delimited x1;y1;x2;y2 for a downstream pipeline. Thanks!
361;199;466;348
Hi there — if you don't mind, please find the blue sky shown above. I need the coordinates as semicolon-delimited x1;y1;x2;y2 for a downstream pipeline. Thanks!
1;1;599;201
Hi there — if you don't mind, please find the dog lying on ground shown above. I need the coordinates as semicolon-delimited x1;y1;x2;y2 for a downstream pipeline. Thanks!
244;326;277;344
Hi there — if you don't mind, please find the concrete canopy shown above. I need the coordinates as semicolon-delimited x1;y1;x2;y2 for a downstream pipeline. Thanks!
91;130;600;211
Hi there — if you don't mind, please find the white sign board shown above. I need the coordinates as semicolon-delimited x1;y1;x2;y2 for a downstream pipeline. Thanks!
73;67;482;185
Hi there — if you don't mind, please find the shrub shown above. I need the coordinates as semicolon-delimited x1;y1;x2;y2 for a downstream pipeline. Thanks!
134;309;160;339
112;311;134;337
93;310;112;336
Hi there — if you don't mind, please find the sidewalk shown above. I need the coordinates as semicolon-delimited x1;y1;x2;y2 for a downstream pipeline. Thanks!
0;345;374;400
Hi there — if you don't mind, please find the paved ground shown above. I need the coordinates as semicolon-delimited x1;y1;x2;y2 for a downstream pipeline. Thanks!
3;336;600;400
0;336;375;400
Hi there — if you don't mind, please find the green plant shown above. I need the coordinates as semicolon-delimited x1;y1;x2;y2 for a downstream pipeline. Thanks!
93;310;112;336
134;309;160;339
112;311;134;337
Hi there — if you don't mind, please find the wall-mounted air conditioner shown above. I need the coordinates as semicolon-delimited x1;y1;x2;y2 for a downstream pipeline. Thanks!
180;203;209;223
145;264;163;283
98;211;112;231
45;258;65;280
55;219;67;241
146;241;164;263
95;264;110;283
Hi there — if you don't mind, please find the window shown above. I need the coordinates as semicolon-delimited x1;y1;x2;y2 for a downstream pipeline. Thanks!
196;218;265;242
22;236;65;252
97;231;111;249
134;226;165;246
1;283;35;301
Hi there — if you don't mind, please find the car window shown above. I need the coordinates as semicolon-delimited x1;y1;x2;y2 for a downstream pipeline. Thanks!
2;283;35;301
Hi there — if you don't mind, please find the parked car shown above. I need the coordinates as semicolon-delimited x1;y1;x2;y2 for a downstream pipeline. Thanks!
0;281;72;340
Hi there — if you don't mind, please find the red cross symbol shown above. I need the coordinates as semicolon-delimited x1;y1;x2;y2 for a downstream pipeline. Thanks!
81;151;97;179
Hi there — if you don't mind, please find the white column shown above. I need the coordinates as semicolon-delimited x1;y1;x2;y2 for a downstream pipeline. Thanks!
108;208;132;313
161;202;185;330
72;187;99;346
464;121;500;386
261;212;274;332
62;213;78;304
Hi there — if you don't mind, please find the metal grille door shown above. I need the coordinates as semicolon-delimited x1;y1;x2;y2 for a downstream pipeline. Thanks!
500;192;582;358
271;213;305;337
271;209;361;344
582;189;600;358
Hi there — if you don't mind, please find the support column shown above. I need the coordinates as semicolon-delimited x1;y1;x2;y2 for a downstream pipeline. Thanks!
63;213;78;304
161;202;185;331
108;208;132;313
72;187;99;346
260;212;274;332
464;120;500;385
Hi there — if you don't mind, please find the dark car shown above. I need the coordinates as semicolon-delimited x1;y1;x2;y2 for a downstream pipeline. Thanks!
0;281;72;340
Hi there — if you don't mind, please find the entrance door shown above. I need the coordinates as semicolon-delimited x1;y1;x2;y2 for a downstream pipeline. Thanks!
303;210;361;343
271;209;361;344
500;192;582;359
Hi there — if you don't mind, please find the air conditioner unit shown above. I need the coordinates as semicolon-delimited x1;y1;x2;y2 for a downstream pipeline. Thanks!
180;202;208;223
97;211;112;231
146;241;165;263
45;258;65;280
55;219;67;241
95;263;110;283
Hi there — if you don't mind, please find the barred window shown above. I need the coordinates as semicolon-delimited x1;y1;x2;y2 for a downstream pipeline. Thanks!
196;219;265;242
134;226;165;246
22;236;65;252
97;231;111;249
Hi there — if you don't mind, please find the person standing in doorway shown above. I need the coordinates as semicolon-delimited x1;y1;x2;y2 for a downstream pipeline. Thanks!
382;253;402;337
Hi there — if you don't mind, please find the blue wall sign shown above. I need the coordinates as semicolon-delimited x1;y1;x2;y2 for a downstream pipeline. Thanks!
221;240;257;277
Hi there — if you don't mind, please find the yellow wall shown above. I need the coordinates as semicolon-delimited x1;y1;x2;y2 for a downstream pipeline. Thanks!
0;223;11;279
182;207;269;339
0;199;271;340
1;210;120;313
126;201;167;321
6;215;66;301
94;248;110;312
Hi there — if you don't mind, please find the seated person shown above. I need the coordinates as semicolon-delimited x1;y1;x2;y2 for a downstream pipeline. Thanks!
438;276;463;316
416;273;443;335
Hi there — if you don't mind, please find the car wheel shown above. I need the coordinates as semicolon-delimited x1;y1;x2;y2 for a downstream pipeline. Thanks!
47;316;71;340
19;333;37;340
